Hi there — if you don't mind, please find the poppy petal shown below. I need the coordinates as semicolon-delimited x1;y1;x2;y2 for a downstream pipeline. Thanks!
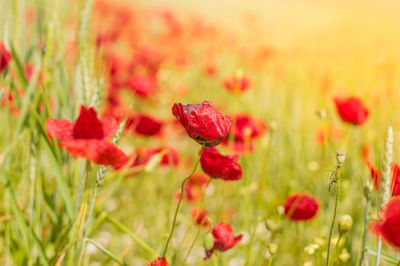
45;118;75;141
60;139;128;166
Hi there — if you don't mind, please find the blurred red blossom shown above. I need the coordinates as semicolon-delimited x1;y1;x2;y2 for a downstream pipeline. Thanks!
223;74;250;93
177;174;210;202
172;101;232;147
200;147;242;181
147;257;169;266
46;105;127;166
126;113;163;136
204;222;243;260
283;193;320;221
191;207;210;227
127;74;157;98
0;41;12;73
370;196;400;249
334;96;369;125
366;161;400;196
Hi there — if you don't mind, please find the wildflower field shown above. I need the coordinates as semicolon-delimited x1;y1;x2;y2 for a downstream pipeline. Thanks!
1;0;400;265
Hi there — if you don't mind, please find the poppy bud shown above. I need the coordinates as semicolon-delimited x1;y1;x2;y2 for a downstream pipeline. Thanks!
338;215;353;235
363;182;373;200
265;219;281;232
336;150;346;164
316;109;328;120
267;243;277;255
204;233;214;251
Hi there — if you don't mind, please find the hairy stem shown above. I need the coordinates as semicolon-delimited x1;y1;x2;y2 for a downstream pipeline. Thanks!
162;144;206;257
327;166;341;266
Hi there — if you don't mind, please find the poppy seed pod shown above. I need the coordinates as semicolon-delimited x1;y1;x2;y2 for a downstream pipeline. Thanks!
338;215;353;235
336;150;346;164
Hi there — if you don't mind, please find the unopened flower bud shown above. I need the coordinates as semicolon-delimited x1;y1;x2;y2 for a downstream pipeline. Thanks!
265;219;281;232
276;205;284;216
363;183;373;200
316;109;328;120
338;215;353;235
267;243;277;255
204;233;214;250
336;150;346;164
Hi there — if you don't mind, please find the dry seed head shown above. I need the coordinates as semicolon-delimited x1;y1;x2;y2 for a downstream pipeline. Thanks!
336;150;346;164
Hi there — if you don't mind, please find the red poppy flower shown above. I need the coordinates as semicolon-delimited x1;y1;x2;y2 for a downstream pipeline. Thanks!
133;146;179;167
46;105;128;166
172;101;232;147
334;96;369;125
147;257;169;266
177;174;210;202
370;196;400;248
126;114;163;136
200;147;242;181
191;207;210;227
366;161;382;190
283;193;320;221
366;161;400;196
204;222;243;260
0;41;12;72
231;114;267;141
223;75;250;93
391;163;400;196
126;74;157;98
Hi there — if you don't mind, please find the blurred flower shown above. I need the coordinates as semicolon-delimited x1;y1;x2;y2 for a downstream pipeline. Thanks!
334;96;369;125
178;174;210;202
339;248;350;262
283;193;320;221
46;105;128;166
230;113;267;141
223;74;250;93
366;161;400;196
191;207;210;227
126;74;157;98
369;196;400;248
172;101;232;147
204;222;243;260
126;113;163;136
147;257;169;266
0;41;12;73
200;147;242;181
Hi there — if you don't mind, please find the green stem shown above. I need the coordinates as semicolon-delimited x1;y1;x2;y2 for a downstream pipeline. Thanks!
105;213;158;258
85;238;126;265
358;200;370;266
375;238;382;266
162;144;206;257
327;166;341;266
365;247;400;265
183;227;201;263
330;234;342;266
268;257;273;266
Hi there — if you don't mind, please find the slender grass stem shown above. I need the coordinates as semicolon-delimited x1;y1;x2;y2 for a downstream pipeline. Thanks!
162;144;206;257
358;200;370;266
327;166;341;266
105;213;158;258
85;238;127;265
